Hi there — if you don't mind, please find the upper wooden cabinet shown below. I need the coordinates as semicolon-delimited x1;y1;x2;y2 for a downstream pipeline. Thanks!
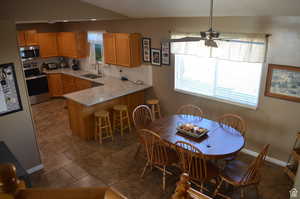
38;33;58;58
17;31;26;46
25;30;38;46
57;32;88;59
103;33;117;65
17;30;38;46
103;33;142;67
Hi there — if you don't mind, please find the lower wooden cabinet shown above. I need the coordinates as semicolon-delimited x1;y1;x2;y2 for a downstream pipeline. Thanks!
47;73;92;97
47;74;63;97
74;77;92;91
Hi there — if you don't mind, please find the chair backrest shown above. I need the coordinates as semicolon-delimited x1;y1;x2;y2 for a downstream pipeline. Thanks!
240;144;269;185
139;129;169;166
177;104;203;117
217;113;246;136
132;105;153;129
175;141;209;181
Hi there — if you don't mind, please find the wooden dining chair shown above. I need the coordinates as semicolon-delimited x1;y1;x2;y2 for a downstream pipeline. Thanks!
132;105;154;159
213;144;270;199
177;104;204;117
132;105;154;129
139;129;178;191
217;114;246;136
175;141;219;193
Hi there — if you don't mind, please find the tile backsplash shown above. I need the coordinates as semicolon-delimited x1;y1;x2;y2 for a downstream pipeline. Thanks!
79;58;153;85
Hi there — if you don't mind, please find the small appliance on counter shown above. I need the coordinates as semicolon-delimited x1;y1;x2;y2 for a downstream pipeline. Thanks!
71;59;80;71
46;62;58;70
59;57;69;68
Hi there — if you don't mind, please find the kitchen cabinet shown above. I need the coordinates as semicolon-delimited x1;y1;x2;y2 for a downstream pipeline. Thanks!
62;74;77;94
74;78;92;91
48;73;93;96
17;31;26;47
103;33;141;67
57;32;88;58
17;30;38;46
103;33;117;65
38;33;58;58
25;30;38;46
47;74;63;97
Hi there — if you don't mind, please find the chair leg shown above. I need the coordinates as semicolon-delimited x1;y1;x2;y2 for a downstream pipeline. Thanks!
255;185;260;199
214;178;224;197
163;165;166;191
141;161;149;178
240;187;245;198
134;144;141;159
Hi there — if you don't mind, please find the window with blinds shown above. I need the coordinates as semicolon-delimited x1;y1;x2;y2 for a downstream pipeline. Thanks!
173;34;267;109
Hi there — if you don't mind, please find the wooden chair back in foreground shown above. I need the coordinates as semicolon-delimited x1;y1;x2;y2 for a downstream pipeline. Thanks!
175;141;219;192
172;173;212;199
132;105;153;129
217;113;246;136
140;129;177;191
214;144;270;198
0;163;25;195
177;104;203;117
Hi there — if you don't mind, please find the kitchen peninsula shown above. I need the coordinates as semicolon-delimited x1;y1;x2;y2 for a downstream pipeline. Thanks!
46;69;151;140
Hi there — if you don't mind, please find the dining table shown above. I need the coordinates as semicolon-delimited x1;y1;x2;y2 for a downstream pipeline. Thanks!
145;114;245;160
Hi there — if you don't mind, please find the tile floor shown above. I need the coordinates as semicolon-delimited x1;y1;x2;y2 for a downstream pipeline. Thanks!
30;98;293;199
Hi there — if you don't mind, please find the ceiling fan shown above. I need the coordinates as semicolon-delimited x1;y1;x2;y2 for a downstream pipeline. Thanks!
165;0;224;48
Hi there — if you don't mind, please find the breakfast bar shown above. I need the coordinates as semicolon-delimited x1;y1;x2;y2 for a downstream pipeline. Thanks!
46;69;151;140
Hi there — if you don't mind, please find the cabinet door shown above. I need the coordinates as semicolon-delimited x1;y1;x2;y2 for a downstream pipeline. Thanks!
75;32;88;58
38;33;58;58
103;33;116;65
47;74;63;97
115;33;131;67
62;74;77;94
129;33;142;67
57;32;77;58
74;77;92;91
25;30;38;46
17;31;26;46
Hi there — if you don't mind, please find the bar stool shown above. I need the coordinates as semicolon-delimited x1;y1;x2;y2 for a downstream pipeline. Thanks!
146;99;161;120
113;105;132;136
94;110;113;144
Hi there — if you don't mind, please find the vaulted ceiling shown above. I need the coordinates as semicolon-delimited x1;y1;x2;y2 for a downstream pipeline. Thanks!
81;0;300;18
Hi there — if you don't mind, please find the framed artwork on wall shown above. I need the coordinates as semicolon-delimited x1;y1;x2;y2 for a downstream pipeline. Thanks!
151;49;161;66
161;42;170;65
265;64;300;102
0;63;23;117
142;38;151;62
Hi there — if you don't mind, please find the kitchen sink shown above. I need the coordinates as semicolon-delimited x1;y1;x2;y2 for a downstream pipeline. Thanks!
91;82;104;87
81;73;102;79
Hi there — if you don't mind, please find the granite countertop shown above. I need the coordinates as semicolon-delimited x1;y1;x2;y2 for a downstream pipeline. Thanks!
45;68;152;107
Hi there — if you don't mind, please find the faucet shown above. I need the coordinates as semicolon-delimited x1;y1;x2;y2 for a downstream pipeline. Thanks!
96;63;103;77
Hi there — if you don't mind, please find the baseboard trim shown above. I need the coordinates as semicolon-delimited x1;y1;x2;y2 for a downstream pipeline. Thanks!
241;148;287;167
26;164;44;174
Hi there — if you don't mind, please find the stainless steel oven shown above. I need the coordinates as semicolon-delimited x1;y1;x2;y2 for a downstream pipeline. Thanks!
23;63;50;105
19;46;40;61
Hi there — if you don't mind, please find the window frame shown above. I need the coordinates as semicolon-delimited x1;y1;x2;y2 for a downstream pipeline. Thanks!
174;56;266;110
87;31;106;64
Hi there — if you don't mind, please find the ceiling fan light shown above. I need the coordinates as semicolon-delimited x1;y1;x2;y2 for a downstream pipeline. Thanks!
205;39;218;48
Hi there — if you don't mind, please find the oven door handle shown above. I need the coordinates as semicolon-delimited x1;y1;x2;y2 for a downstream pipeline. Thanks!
26;75;47;81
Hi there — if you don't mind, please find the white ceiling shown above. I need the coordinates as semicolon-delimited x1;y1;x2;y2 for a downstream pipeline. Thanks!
81;0;300;18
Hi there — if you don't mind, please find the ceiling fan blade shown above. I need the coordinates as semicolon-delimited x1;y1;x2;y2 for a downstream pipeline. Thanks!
162;37;203;43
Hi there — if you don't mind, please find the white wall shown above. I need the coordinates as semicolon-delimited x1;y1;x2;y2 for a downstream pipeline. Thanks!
0;20;41;170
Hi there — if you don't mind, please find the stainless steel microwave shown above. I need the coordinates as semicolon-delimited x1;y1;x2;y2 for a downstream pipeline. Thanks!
19;46;40;60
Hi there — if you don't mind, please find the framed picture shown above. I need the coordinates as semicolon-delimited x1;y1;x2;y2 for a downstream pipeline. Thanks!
0;63;23;117
161;42;170;65
151;49;161;66
142;38;151;62
265;64;300;102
